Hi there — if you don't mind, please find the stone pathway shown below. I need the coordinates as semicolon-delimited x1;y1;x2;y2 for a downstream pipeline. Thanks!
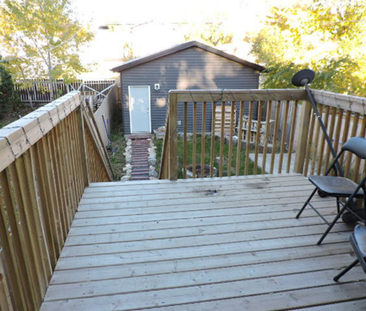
122;134;158;181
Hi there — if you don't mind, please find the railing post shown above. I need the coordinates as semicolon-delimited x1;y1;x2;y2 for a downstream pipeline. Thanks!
294;100;312;174
168;93;178;181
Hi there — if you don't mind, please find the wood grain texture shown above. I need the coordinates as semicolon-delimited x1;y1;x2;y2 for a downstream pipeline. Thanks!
41;174;362;311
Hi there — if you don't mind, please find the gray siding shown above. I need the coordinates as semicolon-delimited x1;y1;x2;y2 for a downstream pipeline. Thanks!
120;47;260;135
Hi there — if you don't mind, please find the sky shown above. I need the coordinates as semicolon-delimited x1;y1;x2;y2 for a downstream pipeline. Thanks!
71;0;298;78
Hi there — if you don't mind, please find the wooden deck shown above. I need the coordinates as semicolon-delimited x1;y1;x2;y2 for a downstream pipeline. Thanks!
41;174;366;311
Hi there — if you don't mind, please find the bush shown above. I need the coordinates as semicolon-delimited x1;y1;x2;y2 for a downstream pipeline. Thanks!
0;64;18;119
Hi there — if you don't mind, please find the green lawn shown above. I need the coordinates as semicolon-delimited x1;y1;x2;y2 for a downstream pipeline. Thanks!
155;134;261;179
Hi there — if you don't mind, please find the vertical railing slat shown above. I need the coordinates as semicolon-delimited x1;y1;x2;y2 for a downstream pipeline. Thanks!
183;102;188;179
323;107;337;174
304;107;315;177
168;93;178;180
219;103;225;177
235;101;245;176
333;109;344;155
310;105;323;175
253;101;263;175
201;102;207;177
245;101;253;175
278;100;290;174
262;101;272;174
339;110;352;168
227;101;235;176
270;101;281;174
345;113;360;178
192;102;197;179
316;106;330;175
210;102;216;177
287;101;298;174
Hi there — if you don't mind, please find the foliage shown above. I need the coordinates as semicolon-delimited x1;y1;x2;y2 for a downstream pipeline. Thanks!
184;20;233;46
248;0;366;96
0;0;94;99
122;42;135;62
0;61;18;118
108;106;126;180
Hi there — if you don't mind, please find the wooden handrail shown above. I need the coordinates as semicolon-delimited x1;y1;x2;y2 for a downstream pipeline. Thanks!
0;91;112;310
159;88;366;181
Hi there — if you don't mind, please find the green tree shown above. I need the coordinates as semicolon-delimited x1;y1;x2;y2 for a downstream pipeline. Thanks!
0;59;18;118
184;20;233;46
248;0;366;96
0;0;93;99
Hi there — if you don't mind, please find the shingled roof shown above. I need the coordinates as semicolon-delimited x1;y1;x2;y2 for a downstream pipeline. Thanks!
111;41;265;72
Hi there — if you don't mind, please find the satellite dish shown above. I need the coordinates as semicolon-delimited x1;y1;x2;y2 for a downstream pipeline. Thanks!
292;69;315;87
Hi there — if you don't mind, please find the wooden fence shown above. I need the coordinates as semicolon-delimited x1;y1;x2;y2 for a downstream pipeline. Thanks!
93;84;117;147
160;89;366;181
0;91;112;310
15;79;116;105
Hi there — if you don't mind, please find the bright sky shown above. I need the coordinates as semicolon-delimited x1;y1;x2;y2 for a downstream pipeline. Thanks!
71;0;298;78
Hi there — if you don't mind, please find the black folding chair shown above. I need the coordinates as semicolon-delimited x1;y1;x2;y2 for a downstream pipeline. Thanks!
334;224;366;282
296;136;366;245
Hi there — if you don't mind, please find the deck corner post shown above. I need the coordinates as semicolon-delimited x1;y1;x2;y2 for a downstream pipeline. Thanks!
294;100;312;174
169;93;178;181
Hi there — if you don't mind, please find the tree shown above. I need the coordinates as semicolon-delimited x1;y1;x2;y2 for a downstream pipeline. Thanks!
0;59;18;118
0;0;93;99
248;0;366;96
122;42;135;62
184;20;233;46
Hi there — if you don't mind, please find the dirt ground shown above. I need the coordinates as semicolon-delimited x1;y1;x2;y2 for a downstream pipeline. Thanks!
0;106;36;128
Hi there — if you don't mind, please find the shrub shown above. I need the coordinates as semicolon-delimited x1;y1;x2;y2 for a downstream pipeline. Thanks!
0;64;18;118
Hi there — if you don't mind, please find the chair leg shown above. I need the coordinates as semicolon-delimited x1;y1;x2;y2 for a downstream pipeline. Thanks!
296;188;318;219
317;205;347;245
333;259;359;282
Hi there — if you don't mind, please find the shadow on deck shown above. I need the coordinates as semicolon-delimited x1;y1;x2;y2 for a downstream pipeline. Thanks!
41;174;366;310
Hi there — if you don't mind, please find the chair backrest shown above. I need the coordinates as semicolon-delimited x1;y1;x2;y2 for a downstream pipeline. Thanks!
341;137;366;159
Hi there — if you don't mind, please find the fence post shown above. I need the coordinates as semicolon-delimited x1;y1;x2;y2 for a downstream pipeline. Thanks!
294;100;312;174
168;93;178;181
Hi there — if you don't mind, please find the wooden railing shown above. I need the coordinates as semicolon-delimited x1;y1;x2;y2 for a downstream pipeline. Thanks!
160;89;366;181
301;90;366;182
0;91;112;310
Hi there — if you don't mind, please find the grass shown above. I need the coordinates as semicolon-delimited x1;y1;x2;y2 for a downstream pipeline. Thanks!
107;106;126;181
155;134;261;179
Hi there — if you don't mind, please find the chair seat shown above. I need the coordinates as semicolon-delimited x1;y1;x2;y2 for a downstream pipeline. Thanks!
353;225;366;258
309;175;364;197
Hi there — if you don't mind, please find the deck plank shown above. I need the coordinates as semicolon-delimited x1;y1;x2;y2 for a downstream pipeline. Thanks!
41;174;365;311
